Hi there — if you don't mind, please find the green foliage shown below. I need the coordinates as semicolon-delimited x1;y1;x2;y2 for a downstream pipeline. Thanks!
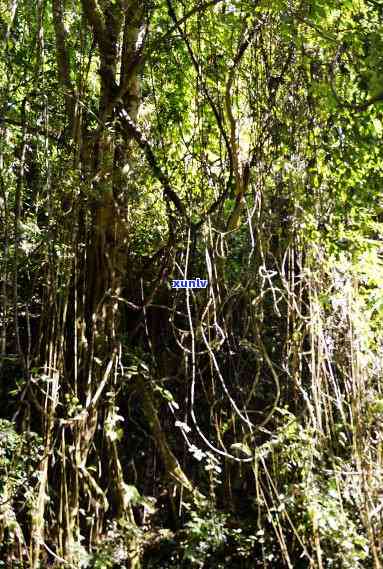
181;508;228;567
0;419;42;500
306;480;369;568
2;0;383;567
87;520;139;569
0;420;42;561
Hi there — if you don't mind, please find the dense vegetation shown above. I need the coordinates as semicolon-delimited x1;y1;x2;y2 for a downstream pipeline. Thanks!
1;0;383;567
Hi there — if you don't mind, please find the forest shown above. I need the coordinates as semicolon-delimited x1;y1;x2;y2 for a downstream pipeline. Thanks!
1;0;383;567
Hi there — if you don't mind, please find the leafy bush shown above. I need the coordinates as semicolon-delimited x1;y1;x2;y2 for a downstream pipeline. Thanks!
0;419;42;564
181;508;228;567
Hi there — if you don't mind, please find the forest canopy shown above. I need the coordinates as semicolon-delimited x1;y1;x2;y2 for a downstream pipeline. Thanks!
1;0;383;567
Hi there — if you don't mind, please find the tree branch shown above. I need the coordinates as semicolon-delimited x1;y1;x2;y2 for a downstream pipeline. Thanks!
166;0;234;180
0;114;64;143
355;92;383;112
118;108;187;218
80;0;108;55
52;0;74;118
158;0;227;44
225;19;261;197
